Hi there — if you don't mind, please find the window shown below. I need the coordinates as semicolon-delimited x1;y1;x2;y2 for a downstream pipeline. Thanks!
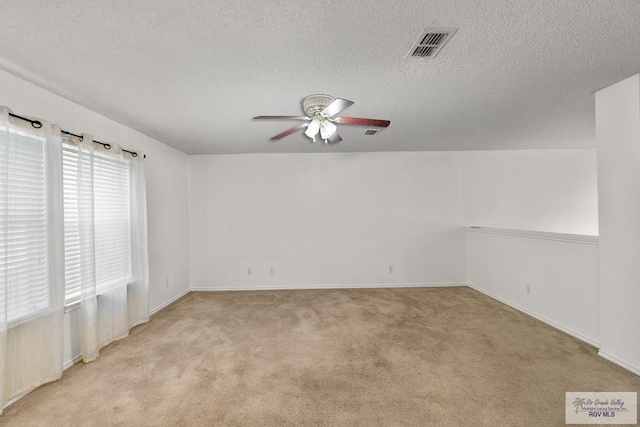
63;141;132;306
0;126;51;322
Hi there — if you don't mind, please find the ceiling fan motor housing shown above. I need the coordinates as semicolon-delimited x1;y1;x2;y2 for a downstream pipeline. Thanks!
302;94;335;116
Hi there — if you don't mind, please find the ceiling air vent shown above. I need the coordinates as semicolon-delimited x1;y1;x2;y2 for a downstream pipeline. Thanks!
364;129;380;136
407;28;456;59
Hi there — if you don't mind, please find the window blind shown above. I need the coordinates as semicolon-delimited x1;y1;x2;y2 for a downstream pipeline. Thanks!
62;143;84;305
0;126;50;321
93;151;132;293
63;142;132;306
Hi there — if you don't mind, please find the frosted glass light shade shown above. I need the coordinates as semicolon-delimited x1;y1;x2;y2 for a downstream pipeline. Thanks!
304;119;321;141
320;121;337;140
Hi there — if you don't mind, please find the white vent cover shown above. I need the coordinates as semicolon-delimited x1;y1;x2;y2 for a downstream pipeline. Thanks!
407;28;456;59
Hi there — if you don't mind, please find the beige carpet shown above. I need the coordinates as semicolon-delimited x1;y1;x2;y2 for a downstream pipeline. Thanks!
1;287;638;426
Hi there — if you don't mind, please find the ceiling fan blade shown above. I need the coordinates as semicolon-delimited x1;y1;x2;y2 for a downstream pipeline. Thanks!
333;117;391;127
270;123;309;140
254;116;311;120
327;132;342;144
321;98;354;117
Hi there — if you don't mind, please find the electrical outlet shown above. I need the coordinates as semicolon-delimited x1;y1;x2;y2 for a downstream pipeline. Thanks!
388;265;393;273
526;283;532;295
247;267;252;275
269;267;275;275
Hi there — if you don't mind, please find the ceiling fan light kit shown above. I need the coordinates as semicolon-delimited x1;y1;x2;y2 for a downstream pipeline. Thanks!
254;94;390;145
304;119;321;141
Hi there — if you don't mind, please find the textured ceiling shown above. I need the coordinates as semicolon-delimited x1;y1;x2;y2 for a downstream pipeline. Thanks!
1;1;639;154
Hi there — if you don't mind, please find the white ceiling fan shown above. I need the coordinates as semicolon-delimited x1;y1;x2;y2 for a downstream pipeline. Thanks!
253;94;390;144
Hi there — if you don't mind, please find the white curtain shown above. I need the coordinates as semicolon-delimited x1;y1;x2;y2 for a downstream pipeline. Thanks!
63;135;149;363
0;107;64;413
127;151;149;329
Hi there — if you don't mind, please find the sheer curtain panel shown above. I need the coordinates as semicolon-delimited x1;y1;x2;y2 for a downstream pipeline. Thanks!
62;135;149;363
127;151;149;329
0;107;64;413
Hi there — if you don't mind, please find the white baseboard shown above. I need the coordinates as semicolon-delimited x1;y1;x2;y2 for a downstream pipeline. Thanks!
5;387;35;409
150;288;191;316
5;289;190;411
467;282;601;349
4;352;84;410
190;282;467;292
65;288;190;371
598;351;640;377
64;354;83;371
67;288;191;376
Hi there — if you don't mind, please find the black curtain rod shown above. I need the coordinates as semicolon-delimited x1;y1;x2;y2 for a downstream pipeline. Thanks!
8;112;146;159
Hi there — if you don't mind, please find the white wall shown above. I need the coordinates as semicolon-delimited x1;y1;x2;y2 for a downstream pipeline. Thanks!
467;228;600;346
189;152;467;289
596;73;640;375
461;149;602;363
459;149;599;235
0;69;191;366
